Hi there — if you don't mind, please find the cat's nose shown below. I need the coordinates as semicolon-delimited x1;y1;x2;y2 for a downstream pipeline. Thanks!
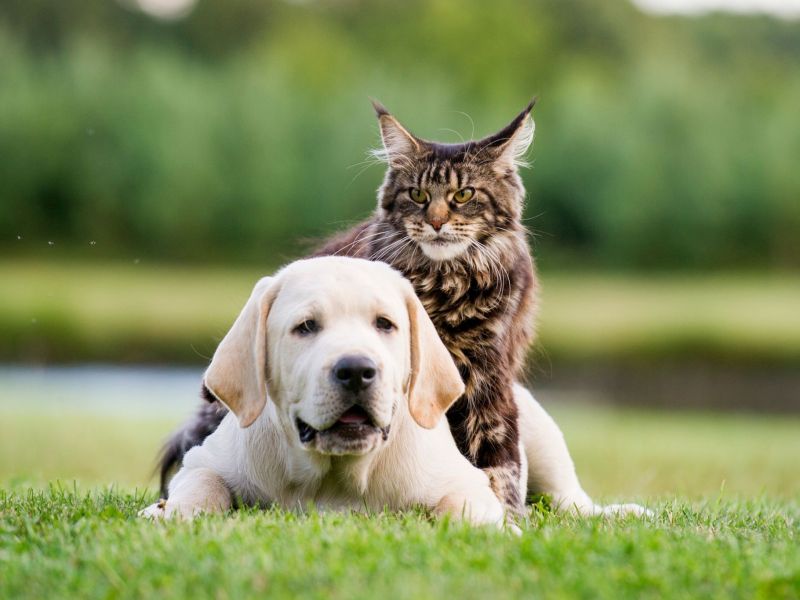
429;218;446;232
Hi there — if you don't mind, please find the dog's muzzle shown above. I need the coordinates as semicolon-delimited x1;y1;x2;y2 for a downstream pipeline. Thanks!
295;354;391;454
296;405;390;446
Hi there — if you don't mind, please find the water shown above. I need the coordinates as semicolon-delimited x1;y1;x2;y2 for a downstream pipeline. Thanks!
2;363;797;417
0;365;204;418
0;365;569;418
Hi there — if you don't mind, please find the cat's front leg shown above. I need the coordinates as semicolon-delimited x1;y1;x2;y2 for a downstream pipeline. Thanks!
447;384;526;516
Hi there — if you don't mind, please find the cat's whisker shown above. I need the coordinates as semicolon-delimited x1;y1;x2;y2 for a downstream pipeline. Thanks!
454;111;476;142
346;151;393;186
377;235;413;265
409;242;420;266
347;163;381;187
438;127;466;145
369;235;411;262
385;240;413;265
371;148;417;171
520;211;546;223
347;232;400;256
370;240;407;262
346;158;383;172
333;229;397;257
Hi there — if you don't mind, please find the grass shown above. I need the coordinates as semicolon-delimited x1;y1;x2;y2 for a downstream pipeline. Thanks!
0;489;797;599
3;258;800;364
1;398;798;597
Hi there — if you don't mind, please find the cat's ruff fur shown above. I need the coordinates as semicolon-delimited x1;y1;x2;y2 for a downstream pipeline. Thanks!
142;257;648;522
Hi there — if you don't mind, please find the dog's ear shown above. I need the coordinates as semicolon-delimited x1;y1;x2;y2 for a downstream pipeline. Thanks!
405;287;465;429
203;276;279;428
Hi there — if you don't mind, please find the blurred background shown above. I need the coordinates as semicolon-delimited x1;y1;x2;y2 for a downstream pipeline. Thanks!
1;0;798;499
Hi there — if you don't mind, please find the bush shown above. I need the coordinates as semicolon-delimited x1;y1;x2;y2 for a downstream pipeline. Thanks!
1;0;798;268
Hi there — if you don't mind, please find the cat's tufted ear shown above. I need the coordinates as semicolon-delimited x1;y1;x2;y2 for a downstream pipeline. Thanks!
479;98;536;174
372;100;422;167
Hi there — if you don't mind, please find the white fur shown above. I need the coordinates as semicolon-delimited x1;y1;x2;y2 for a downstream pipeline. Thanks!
142;257;505;528
419;239;473;261
501;113;535;170
141;257;650;525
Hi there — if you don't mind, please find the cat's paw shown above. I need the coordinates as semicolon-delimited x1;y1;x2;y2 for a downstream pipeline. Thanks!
598;502;654;518
551;491;653;518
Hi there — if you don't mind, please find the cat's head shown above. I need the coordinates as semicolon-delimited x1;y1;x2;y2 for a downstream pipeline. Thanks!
372;100;535;262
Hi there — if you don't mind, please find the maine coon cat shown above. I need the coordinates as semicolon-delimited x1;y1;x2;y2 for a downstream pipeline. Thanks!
160;101;538;515
313;101;537;513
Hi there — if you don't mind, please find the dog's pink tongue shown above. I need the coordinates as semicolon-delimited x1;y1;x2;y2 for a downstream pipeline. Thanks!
338;407;369;425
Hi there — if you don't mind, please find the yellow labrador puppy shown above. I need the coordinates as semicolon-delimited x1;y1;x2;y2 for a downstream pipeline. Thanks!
141;257;505;526
142;256;648;523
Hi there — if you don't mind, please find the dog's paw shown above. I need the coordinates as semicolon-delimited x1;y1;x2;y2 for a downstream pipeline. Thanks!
504;521;523;536
436;489;506;529
138;499;200;520
138;499;168;520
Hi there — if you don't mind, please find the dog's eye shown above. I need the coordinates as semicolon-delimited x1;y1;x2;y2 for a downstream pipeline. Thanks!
376;317;396;332
293;319;320;336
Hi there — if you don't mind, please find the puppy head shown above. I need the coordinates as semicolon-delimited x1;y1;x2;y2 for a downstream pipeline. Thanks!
203;256;464;456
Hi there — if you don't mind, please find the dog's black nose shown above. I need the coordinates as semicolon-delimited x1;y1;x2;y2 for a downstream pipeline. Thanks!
333;356;377;392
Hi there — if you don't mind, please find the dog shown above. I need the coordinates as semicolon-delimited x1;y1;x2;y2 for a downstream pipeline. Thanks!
141;257;506;526
142;257;648;523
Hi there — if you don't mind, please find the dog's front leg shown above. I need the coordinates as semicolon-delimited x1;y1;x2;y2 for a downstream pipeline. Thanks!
140;467;232;520
434;483;507;529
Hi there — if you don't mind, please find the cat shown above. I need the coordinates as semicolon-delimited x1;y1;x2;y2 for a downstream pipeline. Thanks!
160;100;538;515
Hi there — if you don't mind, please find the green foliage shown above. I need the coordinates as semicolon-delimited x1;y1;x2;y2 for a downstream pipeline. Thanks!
1;0;799;268
0;488;797;598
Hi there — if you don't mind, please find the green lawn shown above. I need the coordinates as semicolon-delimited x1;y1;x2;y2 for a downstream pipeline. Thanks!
1;491;797;598
1;399;799;597
3;259;800;364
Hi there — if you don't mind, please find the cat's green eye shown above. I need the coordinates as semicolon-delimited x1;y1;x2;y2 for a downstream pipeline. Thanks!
453;187;475;203
409;188;428;203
